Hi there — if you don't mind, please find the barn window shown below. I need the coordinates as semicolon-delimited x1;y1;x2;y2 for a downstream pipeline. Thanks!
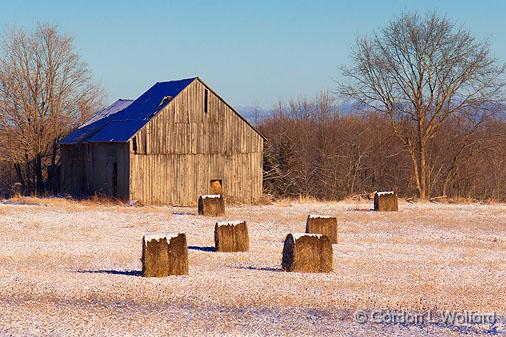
204;89;209;114
132;136;138;154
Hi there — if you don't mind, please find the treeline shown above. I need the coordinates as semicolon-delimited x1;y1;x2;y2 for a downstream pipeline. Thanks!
258;93;506;201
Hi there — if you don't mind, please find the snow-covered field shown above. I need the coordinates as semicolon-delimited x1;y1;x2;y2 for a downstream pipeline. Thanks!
0;198;504;336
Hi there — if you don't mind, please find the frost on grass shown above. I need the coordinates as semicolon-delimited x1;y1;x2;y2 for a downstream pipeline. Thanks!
0;198;504;336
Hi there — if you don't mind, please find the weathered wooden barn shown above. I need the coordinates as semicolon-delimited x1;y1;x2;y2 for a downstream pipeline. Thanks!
59;77;264;205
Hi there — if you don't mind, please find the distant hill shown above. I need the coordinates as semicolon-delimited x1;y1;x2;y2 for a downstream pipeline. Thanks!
236;102;360;124
236;102;506;121
235;107;270;124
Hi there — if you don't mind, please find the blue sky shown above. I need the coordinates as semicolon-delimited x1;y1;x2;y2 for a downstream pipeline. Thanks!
1;0;505;108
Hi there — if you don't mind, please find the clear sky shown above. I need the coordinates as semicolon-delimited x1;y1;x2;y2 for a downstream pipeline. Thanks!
1;0;505;108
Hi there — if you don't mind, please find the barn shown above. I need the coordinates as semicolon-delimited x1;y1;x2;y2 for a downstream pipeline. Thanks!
59;77;264;205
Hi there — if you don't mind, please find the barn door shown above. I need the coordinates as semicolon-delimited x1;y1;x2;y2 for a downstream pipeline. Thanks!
210;179;223;194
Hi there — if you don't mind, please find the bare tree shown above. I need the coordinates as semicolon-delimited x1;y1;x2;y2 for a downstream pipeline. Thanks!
339;13;505;199
0;24;104;195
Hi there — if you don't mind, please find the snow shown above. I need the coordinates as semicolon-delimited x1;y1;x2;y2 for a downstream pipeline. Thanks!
290;233;323;239
0;198;504;336
216;220;245;227
201;194;222;199
143;232;179;242
308;214;334;219
376;191;395;196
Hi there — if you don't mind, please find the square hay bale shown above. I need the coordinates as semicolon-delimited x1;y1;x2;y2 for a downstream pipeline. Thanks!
214;221;249;252
198;194;225;216
142;233;189;277
374;191;399;212
282;233;333;273
305;214;338;244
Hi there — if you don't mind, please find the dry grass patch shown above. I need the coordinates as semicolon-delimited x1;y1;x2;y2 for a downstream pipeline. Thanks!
3;195;172;217
0;206;10;215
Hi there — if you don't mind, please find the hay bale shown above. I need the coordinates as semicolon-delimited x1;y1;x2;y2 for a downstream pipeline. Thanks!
281;233;333;273
198;194;225;216
142;232;189;277
214;221;249;252
305;214;338;244
374;191;399;211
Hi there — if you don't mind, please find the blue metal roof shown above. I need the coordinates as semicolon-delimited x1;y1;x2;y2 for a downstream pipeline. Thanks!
60;77;196;144
80;99;134;128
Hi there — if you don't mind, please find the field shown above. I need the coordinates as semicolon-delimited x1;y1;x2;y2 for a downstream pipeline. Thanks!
0;198;504;336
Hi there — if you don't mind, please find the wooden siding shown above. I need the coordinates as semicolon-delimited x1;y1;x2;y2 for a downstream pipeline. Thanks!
60;143;129;199
129;79;263;205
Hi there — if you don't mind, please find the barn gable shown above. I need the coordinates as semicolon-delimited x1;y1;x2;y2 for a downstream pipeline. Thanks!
129;78;265;153
128;78;264;205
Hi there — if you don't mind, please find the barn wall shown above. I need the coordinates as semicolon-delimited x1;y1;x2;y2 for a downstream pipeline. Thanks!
129;79;263;205
60;143;129;199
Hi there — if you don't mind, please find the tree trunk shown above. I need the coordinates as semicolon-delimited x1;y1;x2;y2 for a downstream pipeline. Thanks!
417;111;428;200
407;142;423;199
14;163;25;194
35;154;45;195
418;140;427;200
24;156;32;195
47;140;59;194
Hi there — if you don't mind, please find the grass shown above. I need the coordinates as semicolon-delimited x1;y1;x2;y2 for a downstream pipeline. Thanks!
4;194;170;215
0;197;504;336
